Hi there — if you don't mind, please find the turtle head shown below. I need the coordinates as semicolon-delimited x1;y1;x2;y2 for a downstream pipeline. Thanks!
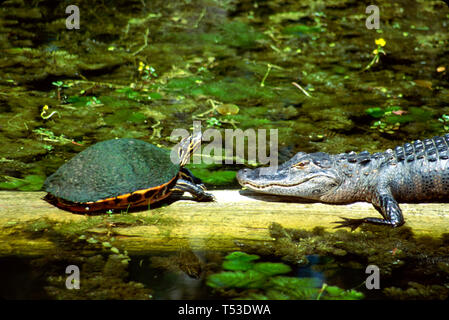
177;131;202;166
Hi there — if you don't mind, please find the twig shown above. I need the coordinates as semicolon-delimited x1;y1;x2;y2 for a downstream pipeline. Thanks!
193;99;220;118
260;64;273;87
193;8;206;28
292;82;312;98
66;80;129;90
132;28;150;56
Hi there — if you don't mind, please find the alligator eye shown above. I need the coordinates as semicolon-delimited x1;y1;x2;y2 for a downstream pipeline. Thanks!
293;161;309;169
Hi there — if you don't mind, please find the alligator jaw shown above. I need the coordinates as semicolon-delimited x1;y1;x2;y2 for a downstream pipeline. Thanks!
236;167;292;192
238;174;318;191
236;165;339;199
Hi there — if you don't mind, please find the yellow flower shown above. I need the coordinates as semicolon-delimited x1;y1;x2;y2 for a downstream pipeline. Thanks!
375;38;386;47
373;49;378;55
138;61;145;72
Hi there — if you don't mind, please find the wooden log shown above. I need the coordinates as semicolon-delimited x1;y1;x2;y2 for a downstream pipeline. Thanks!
0;190;448;256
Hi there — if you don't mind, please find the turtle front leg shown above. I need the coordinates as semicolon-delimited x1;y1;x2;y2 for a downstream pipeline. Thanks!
179;167;204;185
172;179;215;202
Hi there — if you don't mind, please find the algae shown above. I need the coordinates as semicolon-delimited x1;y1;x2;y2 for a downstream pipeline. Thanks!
187;165;237;186
41;254;152;299
0;174;45;191
206;251;363;300
200;21;266;48
235;222;449;300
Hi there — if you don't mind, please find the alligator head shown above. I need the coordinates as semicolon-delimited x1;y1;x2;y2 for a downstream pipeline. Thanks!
237;152;343;201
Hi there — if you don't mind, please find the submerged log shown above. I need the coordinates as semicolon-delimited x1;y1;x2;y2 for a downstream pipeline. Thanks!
0;190;448;256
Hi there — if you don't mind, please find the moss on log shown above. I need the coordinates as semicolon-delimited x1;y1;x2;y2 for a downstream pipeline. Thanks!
0;191;448;256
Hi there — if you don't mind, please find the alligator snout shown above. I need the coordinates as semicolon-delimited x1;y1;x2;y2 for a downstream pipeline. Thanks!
237;166;286;190
236;168;253;185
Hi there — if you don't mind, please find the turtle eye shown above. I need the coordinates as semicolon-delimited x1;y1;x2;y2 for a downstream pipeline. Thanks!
293;160;309;169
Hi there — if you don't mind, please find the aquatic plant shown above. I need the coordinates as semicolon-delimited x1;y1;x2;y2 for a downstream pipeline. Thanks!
216;104;239;116
260;64;287;87
206;251;364;300
206;117;221;127
192;100;240;129
362;38;386;71
52;81;70;102
33;127;82;146
366;106;408;134
40;105;59;120
438;114;449;132
138;61;158;82
370;120;401;134
365;106;434;134
86;96;102;107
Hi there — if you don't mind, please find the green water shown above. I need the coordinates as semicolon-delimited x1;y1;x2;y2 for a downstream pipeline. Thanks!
1;0;449;186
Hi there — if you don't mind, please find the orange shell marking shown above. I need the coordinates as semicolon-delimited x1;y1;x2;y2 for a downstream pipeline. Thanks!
45;175;177;213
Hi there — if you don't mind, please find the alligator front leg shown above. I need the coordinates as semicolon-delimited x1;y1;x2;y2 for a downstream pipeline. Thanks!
334;192;405;230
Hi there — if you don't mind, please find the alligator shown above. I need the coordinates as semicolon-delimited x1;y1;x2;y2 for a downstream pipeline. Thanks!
237;135;449;229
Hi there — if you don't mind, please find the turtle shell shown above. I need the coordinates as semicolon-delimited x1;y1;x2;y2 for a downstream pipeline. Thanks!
44;139;180;207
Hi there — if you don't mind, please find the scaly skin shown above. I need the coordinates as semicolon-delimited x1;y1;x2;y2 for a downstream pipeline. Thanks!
237;135;449;229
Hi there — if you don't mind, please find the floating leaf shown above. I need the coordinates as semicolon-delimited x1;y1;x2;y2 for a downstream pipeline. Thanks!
365;107;385;118
87;237;98;244
102;242;112;248
325;286;364;300
216;104;239;115
325;285;344;297
223;259;254;271
225;251;259;262
267;276;322;299
207;271;251;288
269;276;322;291
206;252;364;300
110;247;120;254
342;289;365;300
240;270;269;289
252;262;292;276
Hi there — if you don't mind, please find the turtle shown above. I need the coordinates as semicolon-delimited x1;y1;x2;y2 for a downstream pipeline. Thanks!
43;133;214;213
